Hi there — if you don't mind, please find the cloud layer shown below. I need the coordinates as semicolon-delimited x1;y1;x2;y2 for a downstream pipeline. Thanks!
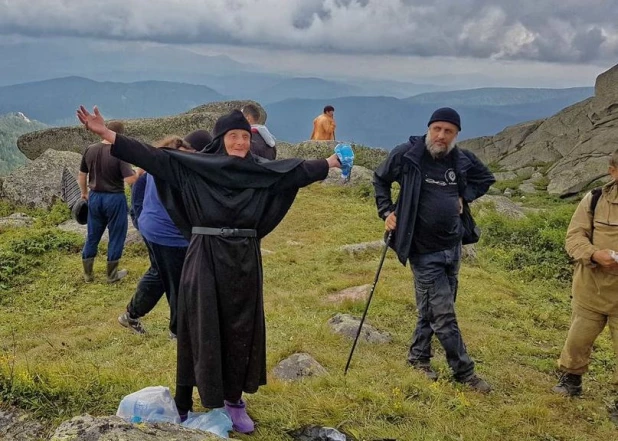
1;0;617;63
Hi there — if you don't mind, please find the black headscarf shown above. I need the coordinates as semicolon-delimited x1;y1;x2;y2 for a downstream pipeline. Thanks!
201;110;251;154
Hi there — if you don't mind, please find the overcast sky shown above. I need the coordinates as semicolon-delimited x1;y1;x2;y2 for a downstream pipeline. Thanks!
1;0;617;86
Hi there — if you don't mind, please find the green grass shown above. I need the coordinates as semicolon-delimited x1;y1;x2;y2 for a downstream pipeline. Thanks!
0;186;616;440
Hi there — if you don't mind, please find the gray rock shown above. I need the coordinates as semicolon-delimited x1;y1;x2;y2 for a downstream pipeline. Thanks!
326;285;371;303
459;63;618;197
1;149;82;209
0;213;35;228
473;195;527;219
58;216;142;246
339;240;384;255
503;189;513;197
50;414;220;441
530;172;544;181
595;64;618;105
290;426;349;441
518;181;538;194
271;353;328;381
0;406;48;441
322;165;373;186
515;167;535;178
328;313;391;344
492;171;517;181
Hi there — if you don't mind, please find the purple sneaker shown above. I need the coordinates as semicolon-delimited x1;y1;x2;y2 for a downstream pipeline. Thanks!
224;399;255;434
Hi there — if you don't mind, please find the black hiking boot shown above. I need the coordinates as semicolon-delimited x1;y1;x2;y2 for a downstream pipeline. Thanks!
552;373;582;397
409;361;439;381
458;374;492;393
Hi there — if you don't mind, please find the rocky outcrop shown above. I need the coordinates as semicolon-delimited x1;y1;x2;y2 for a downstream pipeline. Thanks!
49;414;220;441
276;141;388;170
1;150;82;209
0;406;48;440
460;63;618;197
322;165;374;186
17;100;266;160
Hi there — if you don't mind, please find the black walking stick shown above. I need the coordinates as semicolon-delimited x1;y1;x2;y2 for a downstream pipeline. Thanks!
344;230;393;375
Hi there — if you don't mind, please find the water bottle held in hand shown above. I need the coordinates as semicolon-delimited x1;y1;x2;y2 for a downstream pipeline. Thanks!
611;250;618;263
334;143;354;182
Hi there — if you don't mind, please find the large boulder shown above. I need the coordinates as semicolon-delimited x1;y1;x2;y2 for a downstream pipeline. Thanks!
17;100;265;160
322;165;374;186
277;141;388;171
460;63;618;197
1;149;82;209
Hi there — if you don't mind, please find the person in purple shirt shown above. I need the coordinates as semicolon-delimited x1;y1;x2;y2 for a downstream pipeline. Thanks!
118;131;212;338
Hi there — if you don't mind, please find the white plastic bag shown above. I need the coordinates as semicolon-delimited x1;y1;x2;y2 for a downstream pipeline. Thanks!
116;386;180;424
182;408;232;438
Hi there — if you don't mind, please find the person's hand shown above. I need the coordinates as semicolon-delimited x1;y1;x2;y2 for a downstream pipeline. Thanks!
385;212;397;231
76;106;116;143
326;153;341;168
81;191;88;201
592;250;617;267
459;197;463;214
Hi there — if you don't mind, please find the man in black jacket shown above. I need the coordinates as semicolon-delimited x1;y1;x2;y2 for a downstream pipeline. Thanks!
373;107;495;392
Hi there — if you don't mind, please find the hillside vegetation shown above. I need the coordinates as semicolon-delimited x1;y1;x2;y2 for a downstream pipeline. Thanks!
0;184;615;440
0;113;47;175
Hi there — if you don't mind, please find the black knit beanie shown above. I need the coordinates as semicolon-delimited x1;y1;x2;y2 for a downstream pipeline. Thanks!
212;110;252;139
427;107;461;131
184;129;213;151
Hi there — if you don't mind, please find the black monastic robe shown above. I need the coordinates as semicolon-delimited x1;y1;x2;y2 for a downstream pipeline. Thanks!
111;135;329;407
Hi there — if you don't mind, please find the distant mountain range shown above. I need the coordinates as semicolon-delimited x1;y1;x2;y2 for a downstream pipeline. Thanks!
0;77;224;126
0;76;594;150
265;87;593;148
0;113;48;175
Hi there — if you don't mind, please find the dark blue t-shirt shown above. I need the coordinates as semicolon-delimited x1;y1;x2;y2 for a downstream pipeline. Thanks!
412;149;462;254
138;174;189;248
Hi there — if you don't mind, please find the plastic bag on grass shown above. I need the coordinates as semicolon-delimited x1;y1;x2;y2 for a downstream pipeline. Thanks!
182;408;232;438
116;386;180;424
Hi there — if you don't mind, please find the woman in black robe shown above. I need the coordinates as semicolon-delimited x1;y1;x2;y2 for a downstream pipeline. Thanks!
77;106;342;434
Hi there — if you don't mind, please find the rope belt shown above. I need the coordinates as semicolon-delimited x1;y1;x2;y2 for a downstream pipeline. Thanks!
191;227;257;238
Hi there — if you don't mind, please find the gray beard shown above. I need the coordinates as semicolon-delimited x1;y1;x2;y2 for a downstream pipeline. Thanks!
426;133;456;159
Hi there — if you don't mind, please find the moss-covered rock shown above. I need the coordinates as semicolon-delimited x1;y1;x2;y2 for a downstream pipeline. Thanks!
17;100;265;160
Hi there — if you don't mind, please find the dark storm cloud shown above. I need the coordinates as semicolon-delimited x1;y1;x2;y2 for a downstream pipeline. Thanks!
0;0;616;63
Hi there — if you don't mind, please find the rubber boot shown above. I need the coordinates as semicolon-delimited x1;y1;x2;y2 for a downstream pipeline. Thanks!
82;258;95;283
107;260;128;283
224;399;255;434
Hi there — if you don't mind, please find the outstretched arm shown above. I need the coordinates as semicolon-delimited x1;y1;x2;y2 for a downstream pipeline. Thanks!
274;154;341;191
76;106;185;188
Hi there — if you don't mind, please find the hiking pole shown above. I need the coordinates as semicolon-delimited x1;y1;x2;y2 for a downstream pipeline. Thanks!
344;230;393;375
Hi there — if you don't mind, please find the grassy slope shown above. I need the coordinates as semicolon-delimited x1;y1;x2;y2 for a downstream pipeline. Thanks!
0;185;616;440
